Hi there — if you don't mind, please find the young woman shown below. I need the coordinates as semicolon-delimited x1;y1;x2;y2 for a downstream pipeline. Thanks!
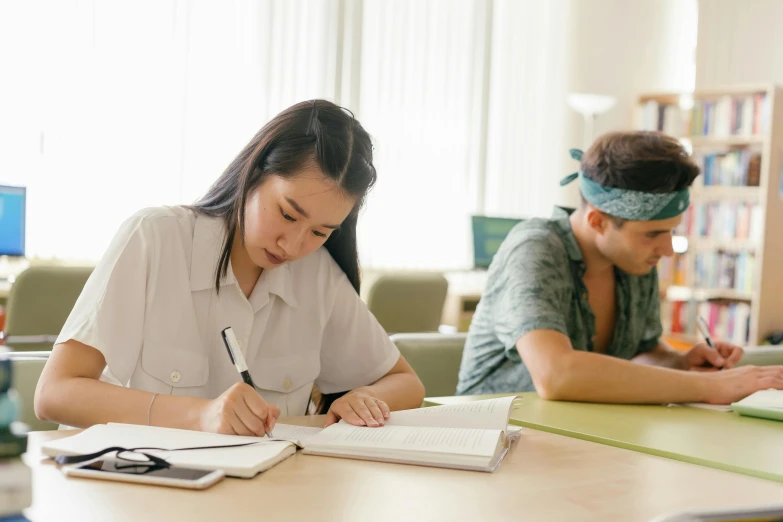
35;100;425;436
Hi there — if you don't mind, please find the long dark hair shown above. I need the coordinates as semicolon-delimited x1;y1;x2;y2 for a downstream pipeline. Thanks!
192;100;376;294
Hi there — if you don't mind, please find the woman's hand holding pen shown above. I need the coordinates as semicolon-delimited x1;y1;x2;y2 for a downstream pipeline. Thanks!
325;390;390;428
198;382;280;436
684;341;744;371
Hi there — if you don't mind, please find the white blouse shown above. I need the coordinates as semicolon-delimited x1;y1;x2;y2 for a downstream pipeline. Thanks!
57;206;400;417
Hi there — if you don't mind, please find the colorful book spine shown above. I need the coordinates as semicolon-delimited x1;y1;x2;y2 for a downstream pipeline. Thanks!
678;202;762;241
693;251;755;293
694;150;762;187
669;300;750;345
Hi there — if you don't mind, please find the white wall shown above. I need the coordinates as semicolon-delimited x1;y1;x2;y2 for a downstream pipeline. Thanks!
553;0;698;208
482;0;697;214
696;0;783;87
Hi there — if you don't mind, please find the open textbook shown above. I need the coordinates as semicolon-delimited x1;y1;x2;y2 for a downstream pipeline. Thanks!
41;396;522;478
301;395;522;472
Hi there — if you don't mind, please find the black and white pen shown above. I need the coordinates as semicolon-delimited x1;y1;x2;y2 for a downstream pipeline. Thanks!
221;326;274;438
697;316;723;371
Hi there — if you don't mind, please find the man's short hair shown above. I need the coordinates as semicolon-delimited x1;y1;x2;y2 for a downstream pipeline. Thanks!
579;131;700;226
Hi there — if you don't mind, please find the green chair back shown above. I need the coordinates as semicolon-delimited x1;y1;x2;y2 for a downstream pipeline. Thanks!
8;351;58;431
391;333;466;397
366;273;448;334
4;266;93;351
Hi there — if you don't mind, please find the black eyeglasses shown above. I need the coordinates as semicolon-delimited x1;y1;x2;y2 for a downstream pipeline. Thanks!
54;441;262;469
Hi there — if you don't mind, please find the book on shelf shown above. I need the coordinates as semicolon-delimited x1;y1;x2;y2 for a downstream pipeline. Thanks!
657;254;687;288
678;202;763;242
664;300;750;346
637;93;768;138
638;101;690;136
693;149;761;187
694;251;755;294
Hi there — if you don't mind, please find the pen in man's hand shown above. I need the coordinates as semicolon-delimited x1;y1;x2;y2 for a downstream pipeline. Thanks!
697;316;723;370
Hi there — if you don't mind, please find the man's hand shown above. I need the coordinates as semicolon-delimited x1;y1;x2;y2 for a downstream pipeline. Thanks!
685;342;744;371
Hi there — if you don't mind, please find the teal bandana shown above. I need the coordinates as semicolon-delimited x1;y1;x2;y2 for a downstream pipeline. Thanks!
560;149;690;221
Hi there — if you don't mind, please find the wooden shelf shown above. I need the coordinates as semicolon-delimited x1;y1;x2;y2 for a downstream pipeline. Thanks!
666;286;753;302
687;237;758;252
663;331;701;345
688;84;771;97
638;85;771;104
683;135;765;147
639;85;783;344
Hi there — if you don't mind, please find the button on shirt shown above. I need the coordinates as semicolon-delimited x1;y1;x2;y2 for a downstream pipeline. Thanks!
57;206;400;417
456;207;662;396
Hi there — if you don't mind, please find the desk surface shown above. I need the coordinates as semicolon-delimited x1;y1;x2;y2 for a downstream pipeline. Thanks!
24;415;783;522
426;393;783;483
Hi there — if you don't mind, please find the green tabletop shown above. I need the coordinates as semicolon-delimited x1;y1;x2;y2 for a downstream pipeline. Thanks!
424;393;783;483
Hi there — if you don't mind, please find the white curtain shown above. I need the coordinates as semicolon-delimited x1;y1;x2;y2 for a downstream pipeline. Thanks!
482;0;572;220
0;0;339;260
0;0;698;268
355;0;491;270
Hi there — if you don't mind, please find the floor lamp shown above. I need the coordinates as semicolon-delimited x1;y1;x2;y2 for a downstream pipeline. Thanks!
566;93;616;149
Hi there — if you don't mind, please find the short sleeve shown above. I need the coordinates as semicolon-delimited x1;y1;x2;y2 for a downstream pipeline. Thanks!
495;237;572;362
315;262;400;395
637;268;663;354
56;212;153;385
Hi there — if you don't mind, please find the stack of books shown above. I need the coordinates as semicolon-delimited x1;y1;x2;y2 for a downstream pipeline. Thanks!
0;356;31;521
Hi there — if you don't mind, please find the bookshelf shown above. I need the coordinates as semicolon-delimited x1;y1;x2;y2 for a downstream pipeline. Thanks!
636;84;783;346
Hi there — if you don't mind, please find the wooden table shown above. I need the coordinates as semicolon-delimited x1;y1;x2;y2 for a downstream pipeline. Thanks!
22;415;783;522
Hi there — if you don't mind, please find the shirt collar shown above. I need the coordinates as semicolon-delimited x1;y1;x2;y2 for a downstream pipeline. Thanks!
189;213;298;308
550;206;584;263
252;262;299;309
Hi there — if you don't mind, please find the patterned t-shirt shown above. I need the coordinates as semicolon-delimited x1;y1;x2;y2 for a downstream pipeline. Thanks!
456;207;662;395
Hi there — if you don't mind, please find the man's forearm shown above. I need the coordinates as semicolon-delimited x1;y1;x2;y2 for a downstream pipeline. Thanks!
540;350;707;403
632;342;686;370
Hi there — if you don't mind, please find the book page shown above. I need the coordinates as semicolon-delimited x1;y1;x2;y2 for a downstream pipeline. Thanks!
383;396;519;431
270;424;323;446
304;423;502;457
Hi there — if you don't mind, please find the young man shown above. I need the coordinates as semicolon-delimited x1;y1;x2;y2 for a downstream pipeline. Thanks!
457;131;783;404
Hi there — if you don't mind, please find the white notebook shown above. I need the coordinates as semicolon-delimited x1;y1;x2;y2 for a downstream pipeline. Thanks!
301;396;522;472
733;389;783;409
671;403;733;412
40;422;319;478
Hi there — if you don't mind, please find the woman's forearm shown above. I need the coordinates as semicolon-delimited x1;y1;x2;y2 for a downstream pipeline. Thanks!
36;375;205;430
355;371;426;410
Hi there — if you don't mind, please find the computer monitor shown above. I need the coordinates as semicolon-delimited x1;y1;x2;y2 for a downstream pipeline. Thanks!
0;185;26;257
471;215;523;269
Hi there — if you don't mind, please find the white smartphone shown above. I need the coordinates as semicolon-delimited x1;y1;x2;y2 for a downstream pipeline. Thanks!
62;460;225;490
